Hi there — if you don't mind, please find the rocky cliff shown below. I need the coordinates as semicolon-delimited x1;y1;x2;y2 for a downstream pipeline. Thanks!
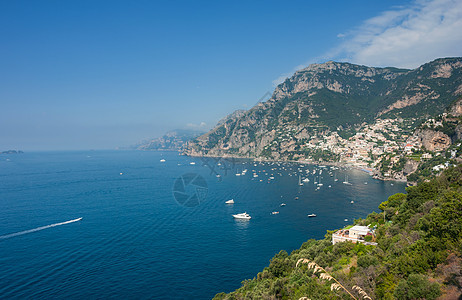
185;58;462;160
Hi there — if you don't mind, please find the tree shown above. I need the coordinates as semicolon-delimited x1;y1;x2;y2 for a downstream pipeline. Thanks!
393;274;440;299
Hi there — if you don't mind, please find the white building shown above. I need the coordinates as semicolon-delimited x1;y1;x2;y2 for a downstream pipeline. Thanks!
332;225;376;245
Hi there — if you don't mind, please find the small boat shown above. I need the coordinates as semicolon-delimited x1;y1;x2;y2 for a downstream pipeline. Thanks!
344;219;348;222
343;175;352;185
350;200;354;204
233;212;251;220
280;203;286;207
271;211;279;215
298;176;303;186
225;199;234;204
302;178;310;183
160;159;166;162
190;162;196;165
307;214;317;218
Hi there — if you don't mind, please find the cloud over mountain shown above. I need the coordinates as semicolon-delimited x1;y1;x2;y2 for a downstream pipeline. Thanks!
336;0;462;68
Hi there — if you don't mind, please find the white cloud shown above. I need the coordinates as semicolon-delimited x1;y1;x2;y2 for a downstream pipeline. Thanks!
335;0;462;68
272;0;462;87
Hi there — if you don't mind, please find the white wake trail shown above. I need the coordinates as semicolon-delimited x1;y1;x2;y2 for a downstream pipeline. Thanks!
0;217;82;240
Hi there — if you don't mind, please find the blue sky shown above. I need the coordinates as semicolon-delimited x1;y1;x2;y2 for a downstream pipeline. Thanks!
1;0;461;150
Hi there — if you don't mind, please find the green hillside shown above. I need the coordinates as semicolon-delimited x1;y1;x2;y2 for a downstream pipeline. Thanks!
214;165;462;299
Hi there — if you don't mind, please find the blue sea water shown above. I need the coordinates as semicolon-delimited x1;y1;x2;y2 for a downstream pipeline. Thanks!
0;151;406;299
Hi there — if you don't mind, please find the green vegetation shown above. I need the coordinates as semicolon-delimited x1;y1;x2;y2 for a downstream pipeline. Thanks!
214;165;462;299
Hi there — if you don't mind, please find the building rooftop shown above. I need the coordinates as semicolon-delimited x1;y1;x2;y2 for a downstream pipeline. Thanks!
349;225;371;235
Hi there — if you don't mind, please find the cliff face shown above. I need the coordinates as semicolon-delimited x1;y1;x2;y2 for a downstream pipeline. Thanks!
185;58;462;159
416;129;452;152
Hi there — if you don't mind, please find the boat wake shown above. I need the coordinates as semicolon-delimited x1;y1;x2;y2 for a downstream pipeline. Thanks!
0;217;82;240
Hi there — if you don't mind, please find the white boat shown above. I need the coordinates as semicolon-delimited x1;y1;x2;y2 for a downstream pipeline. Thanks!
307;214;317;218
271;211;279;215
343;175;352;185
225;199;234;204
160;159;166;162
350;200;354;204
302;178;310;183
298;176;303;186
280;203;286;207
190;162;196;165
233;212;251;220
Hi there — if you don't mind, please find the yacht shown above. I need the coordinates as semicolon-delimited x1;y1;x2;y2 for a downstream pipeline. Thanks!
160;159;166;162
190;162;196;165
271;211;279;215
233;212;251;220
280;203;286;207
307;214;317;218
343;175;352;185
225;199;234;204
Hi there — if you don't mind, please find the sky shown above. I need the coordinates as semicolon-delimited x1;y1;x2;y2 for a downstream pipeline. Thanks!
1;0;461;151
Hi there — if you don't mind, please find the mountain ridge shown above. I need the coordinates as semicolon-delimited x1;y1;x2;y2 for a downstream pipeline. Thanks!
184;58;462;166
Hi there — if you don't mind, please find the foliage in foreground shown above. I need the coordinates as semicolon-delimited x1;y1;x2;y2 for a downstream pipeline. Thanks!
214;165;462;299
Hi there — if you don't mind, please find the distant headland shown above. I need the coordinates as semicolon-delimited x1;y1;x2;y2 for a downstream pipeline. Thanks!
1;150;24;154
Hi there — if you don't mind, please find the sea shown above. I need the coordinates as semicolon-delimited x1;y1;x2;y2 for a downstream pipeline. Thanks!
0;150;406;299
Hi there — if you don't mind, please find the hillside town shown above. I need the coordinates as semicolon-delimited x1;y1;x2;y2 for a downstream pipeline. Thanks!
294;112;461;182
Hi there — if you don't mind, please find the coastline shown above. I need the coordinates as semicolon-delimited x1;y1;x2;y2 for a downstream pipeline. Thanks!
182;152;407;183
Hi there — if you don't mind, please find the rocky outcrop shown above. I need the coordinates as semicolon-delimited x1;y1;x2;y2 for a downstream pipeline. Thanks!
416;129;452;152
455;125;462;141
450;99;462;116
403;159;419;176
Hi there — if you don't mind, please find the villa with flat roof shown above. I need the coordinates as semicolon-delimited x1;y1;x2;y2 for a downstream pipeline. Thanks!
332;225;377;246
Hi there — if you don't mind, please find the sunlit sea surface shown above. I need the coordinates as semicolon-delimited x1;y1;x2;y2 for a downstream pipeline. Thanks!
0;151;405;299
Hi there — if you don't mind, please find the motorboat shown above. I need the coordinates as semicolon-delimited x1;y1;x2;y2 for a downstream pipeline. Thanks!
307;214;317;218
225;199;234;204
233;212;251;220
